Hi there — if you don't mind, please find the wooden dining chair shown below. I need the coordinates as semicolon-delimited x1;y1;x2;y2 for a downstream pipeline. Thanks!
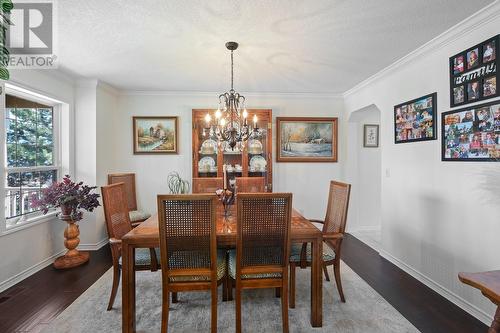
289;180;351;308
192;177;224;193
101;183;159;311
157;194;226;333
108;173;151;223
227;193;292;333
235;177;266;192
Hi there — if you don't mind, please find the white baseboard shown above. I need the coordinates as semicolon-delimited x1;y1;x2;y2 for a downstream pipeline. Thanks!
0;238;109;293
379;249;492;326
0;249;65;293
348;226;381;233
78;238;109;251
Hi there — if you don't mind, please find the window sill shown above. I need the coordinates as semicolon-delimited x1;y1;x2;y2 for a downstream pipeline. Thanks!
1;211;59;237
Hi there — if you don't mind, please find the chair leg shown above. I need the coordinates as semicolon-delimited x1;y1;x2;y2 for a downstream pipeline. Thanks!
281;279;289;333
323;264;331;282
235;280;242;333
289;263;296;308
171;292;178;303
211;281;218;333
334;262;346;303
228;277;234;301
107;264;120;311
161;286;170;333
275;287;281;298
222;272;228;301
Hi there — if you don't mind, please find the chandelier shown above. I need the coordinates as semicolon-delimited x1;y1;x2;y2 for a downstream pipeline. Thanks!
204;41;260;151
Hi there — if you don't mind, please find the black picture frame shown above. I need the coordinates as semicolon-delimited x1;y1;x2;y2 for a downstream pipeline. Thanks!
394;92;437;144
449;35;499;107
441;100;500;162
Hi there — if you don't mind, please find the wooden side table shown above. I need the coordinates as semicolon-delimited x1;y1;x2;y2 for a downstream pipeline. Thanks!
459;270;500;333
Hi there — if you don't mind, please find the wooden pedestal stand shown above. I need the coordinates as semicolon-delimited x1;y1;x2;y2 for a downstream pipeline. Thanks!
54;213;89;269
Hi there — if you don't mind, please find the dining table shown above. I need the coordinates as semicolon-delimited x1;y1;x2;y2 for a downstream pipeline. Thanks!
121;203;323;332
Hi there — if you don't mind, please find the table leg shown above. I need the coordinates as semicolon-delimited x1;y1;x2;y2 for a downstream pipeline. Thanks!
122;243;136;333
310;238;323;327
489;306;500;333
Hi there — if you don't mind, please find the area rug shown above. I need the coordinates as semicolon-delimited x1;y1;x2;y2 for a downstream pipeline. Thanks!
42;262;419;332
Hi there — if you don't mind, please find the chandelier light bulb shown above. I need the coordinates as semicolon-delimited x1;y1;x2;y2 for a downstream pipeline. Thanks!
205;113;211;124
215;109;222;119
220;118;226;127
253;114;258;125
242;109;248;119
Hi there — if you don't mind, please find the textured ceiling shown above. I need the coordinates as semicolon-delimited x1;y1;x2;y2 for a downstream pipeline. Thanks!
57;0;494;93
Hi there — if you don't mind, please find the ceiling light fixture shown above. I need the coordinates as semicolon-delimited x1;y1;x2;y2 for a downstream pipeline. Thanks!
204;41;260;151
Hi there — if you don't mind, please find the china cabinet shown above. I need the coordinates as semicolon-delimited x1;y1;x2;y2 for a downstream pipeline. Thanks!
192;109;273;191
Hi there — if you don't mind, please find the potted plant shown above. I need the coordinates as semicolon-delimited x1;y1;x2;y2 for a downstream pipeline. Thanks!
32;175;100;269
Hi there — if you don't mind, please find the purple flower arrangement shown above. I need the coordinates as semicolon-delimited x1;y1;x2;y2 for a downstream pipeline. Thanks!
31;175;100;221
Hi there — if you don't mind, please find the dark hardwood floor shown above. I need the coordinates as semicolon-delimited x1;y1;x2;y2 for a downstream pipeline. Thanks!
0;235;489;332
342;234;488;333
0;247;112;333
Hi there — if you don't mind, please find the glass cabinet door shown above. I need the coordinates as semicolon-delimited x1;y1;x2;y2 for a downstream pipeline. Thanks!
195;114;218;178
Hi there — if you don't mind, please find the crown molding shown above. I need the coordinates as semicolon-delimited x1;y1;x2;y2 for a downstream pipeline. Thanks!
97;81;120;96
119;89;343;99
343;1;500;98
76;78;99;88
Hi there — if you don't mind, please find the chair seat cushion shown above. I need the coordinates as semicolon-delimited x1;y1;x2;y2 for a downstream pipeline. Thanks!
289;242;336;263
228;249;282;280
119;247;160;266
168;250;226;282
129;210;151;222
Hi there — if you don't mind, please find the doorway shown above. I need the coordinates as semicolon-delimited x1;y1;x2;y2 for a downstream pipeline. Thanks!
345;105;381;251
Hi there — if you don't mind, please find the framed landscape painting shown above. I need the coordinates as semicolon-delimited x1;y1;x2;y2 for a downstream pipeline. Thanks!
276;117;338;162
133;116;178;154
394;92;437;144
442;100;499;161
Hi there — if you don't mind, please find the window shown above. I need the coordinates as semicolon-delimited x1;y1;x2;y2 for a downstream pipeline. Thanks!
4;94;60;228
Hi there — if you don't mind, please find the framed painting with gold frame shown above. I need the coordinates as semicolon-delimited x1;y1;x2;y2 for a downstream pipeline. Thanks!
133;116;178;154
276;117;338;162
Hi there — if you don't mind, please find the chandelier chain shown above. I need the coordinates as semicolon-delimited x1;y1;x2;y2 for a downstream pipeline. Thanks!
231;50;234;90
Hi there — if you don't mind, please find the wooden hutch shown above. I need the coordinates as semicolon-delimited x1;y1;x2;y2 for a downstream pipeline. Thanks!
192;109;273;192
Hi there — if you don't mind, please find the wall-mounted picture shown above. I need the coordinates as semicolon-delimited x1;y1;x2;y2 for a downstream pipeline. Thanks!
483;40;496;63
442;100;500;161
466;48;479;70
133;116;178;154
483;76;496;97
453;86;465;104
394;92;437;144
453;55;465;74
363;124;379;147
276;117;338;162
449;35;499;107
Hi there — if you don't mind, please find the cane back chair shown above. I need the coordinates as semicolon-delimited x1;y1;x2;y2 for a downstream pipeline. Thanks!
157;194;226;333
289;180;351;308
228;193;292;333
101;183;159;311
107;173;151;223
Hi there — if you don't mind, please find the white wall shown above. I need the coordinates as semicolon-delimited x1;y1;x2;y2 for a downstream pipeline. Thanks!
95;84;119;241
113;93;345;220
344;4;500;323
346;106;381;231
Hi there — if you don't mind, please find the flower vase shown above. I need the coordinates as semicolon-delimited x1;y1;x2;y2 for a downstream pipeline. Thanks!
53;206;89;269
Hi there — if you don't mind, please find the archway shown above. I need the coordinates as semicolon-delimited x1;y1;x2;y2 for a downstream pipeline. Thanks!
345;104;382;251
